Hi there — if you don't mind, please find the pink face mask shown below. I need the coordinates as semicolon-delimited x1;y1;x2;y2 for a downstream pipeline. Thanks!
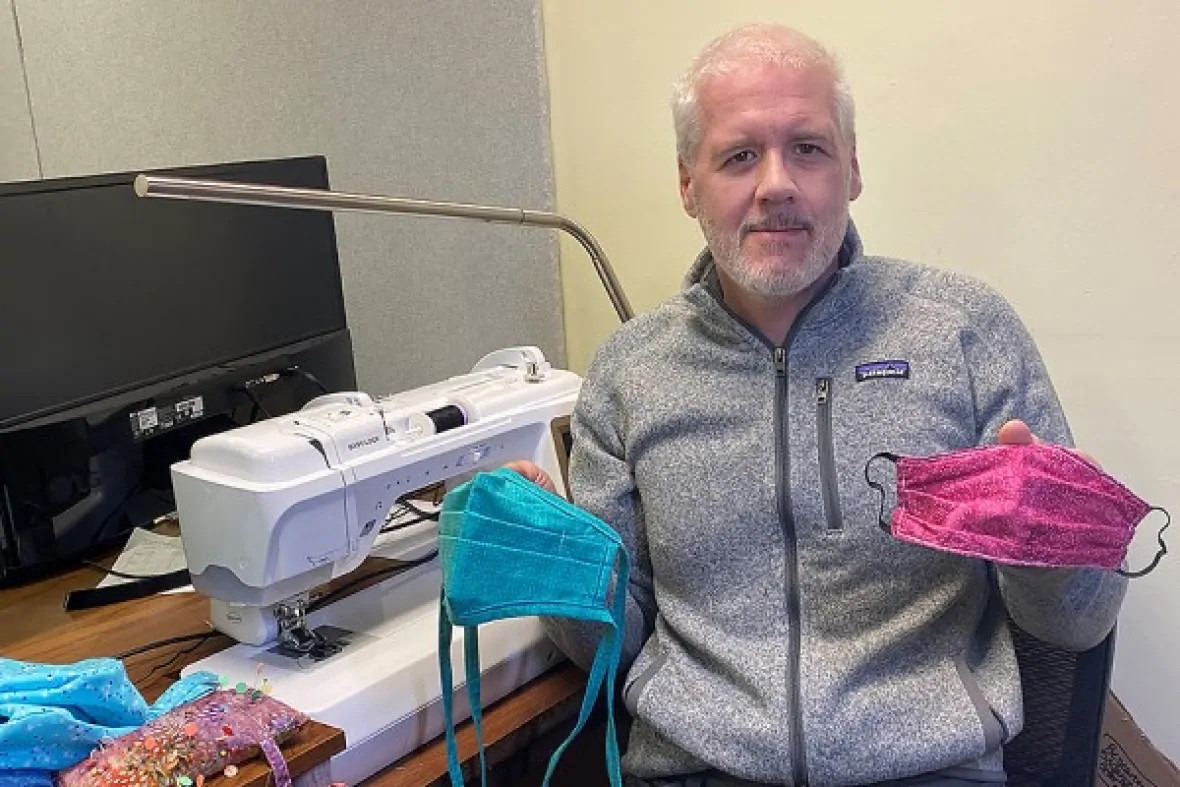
864;443;1170;577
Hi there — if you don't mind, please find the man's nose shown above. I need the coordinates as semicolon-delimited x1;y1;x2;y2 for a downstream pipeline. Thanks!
756;153;798;203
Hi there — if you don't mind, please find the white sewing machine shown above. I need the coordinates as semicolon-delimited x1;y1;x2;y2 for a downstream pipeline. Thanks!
176;346;579;786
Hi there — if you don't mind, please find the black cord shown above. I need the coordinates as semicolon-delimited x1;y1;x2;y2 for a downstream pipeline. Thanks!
114;630;217;660
379;500;440;533
380;513;433;534
308;551;438;613
81;559;160;581
281;365;329;394
148;488;176;506
230;380;273;423
85;481;146;547
242;386;272;420
133;633;219;682
112;553;437;670
400;499;440;520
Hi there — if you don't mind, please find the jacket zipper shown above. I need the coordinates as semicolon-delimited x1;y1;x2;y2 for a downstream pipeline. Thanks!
770;273;845;787
709;266;845;786
815;377;843;532
774;347;808;786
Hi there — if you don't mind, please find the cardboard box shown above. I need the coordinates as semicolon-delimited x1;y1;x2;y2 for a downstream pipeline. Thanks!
1098;692;1180;786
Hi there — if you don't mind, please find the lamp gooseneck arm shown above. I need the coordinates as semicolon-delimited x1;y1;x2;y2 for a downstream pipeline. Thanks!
134;175;633;323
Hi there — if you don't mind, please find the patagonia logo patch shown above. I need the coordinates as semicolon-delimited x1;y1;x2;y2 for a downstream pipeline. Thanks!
855;360;910;382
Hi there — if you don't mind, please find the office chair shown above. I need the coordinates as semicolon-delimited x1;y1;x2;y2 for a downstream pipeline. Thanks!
1004;623;1116;786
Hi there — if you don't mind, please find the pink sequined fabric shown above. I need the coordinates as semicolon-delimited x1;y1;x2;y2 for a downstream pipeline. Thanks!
55;689;307;787
890;443;1150;570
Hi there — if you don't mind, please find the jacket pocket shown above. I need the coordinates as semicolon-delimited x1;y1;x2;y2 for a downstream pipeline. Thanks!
623;651;668;715
816;377;843;532
955;657;1008;751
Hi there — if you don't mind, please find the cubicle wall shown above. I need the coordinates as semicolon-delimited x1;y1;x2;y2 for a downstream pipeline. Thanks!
0;0;563;395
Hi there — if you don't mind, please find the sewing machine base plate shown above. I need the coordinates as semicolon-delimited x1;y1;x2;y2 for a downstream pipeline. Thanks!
184;562;564;786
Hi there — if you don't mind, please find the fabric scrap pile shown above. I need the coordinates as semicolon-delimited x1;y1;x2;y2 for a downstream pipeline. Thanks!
0;659;305;787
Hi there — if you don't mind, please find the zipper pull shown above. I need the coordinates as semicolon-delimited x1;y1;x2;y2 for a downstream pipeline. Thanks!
774;347;786;376
816;377;830;404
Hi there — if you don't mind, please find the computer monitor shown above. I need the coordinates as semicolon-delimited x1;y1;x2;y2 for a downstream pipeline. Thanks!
0;155;357;584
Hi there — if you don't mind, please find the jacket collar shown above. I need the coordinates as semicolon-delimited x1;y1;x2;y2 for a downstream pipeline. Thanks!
681;220;865;345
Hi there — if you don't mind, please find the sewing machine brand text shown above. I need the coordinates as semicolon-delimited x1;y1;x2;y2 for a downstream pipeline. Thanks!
347;435;381;451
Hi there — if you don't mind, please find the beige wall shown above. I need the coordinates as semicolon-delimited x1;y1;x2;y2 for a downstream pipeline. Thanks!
543;0;1180;760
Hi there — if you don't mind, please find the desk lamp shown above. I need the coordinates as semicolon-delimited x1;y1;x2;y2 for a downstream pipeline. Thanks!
133;174;633;323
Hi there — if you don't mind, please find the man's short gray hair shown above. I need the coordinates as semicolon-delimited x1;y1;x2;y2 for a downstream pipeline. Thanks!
671;24;856;164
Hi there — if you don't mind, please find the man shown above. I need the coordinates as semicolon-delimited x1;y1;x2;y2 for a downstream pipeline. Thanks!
512;23;1126;786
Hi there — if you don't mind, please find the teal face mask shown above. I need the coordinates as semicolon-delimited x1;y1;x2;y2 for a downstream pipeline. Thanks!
438;468;628;787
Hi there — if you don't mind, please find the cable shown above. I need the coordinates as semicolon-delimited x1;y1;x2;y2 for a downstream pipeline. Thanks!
308;551;438;613
148;488;176;506
379;499;441;534
112;552;436;674
133;633;220;683
114;630;217;660
83;481;146;547
423;482;447;505
10;0;44;178
81;559;160;581
229;378;273;424
281;365;329;394
147;510;179;529
241;386;272;420
379;513;433;534
399;498;440;520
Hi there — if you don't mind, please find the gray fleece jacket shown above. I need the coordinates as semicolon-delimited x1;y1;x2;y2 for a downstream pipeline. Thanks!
543;224;1127;786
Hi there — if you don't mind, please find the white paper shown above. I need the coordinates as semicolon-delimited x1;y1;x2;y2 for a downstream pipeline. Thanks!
97;527;193;593
371;500;440;558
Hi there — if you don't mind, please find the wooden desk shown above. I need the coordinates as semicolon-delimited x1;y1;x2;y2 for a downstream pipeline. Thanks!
0;558;591;787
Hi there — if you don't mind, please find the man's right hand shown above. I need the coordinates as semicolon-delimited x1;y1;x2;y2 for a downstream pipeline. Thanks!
503;460;558;494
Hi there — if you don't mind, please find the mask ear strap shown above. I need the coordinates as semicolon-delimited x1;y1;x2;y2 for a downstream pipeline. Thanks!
864;452;899;533
1119;507;1171;578
438;592;466;787
541;548;629;787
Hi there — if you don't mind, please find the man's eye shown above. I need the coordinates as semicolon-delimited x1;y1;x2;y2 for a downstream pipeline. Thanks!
795;143;823;156
727;150;757;165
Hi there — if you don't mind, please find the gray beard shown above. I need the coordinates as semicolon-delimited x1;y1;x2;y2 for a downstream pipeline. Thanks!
703;213;847;299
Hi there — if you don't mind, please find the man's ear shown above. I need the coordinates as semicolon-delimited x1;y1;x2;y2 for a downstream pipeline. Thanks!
848;142;863;201
678;157;698;218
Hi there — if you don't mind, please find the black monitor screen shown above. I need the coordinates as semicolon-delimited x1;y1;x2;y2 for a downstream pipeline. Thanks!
0;156;347;428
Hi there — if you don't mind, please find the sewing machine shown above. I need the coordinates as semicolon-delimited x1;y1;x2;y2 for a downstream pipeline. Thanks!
176;346;579;786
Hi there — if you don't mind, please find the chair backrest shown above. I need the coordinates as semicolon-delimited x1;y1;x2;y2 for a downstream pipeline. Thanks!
1004;624;1116;787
